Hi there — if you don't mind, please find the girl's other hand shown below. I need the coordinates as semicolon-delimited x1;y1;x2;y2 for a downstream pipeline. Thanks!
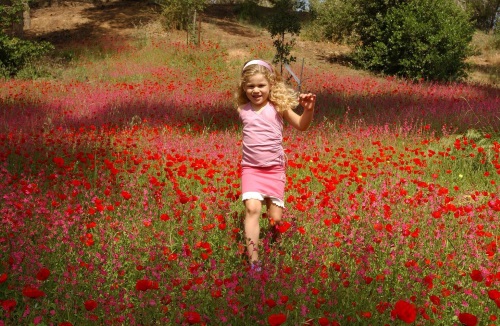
299;93;316;111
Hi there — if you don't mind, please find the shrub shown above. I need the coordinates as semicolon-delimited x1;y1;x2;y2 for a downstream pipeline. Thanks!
305;0;357;43
235;0;261;23
352;0;475;82
158;0;206;31
266;0;304;71
493;27;500;50
0;33;54;78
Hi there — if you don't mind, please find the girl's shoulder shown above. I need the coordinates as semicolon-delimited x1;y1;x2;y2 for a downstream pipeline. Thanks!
238;102;253;113
237;104;246;112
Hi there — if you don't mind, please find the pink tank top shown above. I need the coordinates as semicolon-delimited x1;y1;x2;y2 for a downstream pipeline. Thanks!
239;102;285;167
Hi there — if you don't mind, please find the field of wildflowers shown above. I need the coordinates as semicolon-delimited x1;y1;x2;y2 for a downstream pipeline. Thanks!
1;35;500;325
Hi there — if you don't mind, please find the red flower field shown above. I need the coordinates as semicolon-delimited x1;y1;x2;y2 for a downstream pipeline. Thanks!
0;32;499;325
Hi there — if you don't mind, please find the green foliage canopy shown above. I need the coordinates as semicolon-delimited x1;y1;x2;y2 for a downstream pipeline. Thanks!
0;0;53;78
309;0;475;82
266;0;305;71
158;0;206;31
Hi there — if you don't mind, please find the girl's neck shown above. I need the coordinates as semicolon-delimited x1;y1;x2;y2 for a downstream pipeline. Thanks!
249;101;269;113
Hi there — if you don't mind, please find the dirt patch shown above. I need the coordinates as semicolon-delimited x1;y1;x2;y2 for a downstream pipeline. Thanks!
26;0;160;45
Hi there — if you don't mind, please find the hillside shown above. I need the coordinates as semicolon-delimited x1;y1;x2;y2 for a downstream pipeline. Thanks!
25;0;499;86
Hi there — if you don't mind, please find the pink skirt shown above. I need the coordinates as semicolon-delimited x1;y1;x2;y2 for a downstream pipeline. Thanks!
241;165;286;201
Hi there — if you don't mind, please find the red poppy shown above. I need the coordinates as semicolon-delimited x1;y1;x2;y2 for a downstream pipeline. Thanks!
488;290;500;308
470;269;483;282
36;267;50;281
53;157;65;167
0;273;7;283
360;311;372;318
376;301;390;313
488;199;500;211
268;313;287;326
135;279;158;291
422;275;433;289
121;191;132;200
59;323;73;326
458;312;478;326
488;289;500;301
429;295;440;306
84;299;98;311
431;210;442;218
1;299;16;312
184;311;201;324
210;289;222;298
277;222;291;233
22;286;45;299
391;300;416;323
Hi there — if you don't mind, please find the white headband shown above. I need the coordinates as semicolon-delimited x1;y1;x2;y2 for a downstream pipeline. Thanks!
243;60;273;72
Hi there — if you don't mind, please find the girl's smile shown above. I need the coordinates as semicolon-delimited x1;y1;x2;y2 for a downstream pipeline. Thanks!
244;73;270;111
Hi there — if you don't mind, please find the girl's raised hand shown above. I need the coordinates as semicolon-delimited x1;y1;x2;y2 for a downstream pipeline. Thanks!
299;93;316;111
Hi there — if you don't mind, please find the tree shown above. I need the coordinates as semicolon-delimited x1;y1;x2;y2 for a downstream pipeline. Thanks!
309;0;475;82
1;0;30;37
461;0;499;31
307;0;356;42
266;0;305;73
158;0;206;31
1;0;52;77
352;0;474;81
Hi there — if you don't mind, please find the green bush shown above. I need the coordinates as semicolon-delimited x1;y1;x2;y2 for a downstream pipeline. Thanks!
235;0;261;22
305;0;356;43
352;0;475;82
0;33;54;78
158;0;206;31
493;28;500;50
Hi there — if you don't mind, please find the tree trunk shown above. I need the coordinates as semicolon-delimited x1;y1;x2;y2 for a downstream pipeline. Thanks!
491;2;499;31
7;0;30;37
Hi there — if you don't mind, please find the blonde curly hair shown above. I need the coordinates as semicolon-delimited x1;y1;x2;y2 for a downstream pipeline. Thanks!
235;60;298;115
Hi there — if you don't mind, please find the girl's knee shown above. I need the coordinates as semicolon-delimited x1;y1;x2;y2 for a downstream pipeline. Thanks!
244;199;261;216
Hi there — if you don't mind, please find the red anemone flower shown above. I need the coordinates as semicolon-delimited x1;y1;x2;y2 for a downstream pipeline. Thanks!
135;279;158;291
184;311;201;324
391;300;416;323
84;299;98;311
22;286;45;299
1;299;16;312
458;312;478;326
121;191;132;200
36;267;50;281
470;269;483;282
268;313;287;326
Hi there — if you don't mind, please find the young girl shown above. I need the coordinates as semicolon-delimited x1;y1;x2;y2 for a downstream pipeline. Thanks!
236;59;316;268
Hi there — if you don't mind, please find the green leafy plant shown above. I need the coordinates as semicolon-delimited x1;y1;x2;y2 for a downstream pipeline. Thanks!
493;27;500;50
351;0;475;82
0;33;53;78
266;0;304;73
307;0;475;82
158;0;206;31
1;0;53;78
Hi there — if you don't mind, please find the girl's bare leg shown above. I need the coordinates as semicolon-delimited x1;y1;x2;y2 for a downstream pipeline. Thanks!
265;198;283;226
244;199;262;263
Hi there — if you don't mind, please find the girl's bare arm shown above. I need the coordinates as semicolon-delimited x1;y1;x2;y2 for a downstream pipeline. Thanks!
282;93;316;131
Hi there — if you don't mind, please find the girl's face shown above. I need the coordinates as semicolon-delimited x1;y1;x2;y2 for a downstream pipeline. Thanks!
243;73;270;110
